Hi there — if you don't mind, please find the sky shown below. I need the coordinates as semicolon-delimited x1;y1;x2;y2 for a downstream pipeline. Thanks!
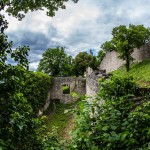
4;0;150;70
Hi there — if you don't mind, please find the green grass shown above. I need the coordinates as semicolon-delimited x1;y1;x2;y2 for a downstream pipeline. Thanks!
112;59;150;88
45;102;76;139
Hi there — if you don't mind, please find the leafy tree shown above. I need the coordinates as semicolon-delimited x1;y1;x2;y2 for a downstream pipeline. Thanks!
37;47;73;76
0;15;44;148
101;24;150;71
73;52;89;76
89;55;99;70
1;0;78;19
73;52;98;76
97;50;106;65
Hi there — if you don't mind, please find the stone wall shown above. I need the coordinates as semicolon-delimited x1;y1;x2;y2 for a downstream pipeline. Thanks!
86;68;108;96
100;42;150;73
50;77;86;103
99;51;124;73
86;68;99;96
132;42;150;61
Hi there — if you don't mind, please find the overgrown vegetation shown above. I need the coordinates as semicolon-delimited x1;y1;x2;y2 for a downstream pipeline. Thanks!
112;58;150;88
23;71;52;114
0;9;57;149
70;76;150;149
46;102;76;139
0;39;53;149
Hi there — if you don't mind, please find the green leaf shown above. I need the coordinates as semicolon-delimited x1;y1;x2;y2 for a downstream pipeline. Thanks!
111;125;117;130
121;131;129;141
102;126;109;131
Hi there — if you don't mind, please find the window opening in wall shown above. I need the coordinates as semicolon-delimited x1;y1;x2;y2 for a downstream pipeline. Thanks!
62;84;70;94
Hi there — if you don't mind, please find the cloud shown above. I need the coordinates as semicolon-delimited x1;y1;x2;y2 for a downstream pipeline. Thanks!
8;30;57;50
4;0;150;70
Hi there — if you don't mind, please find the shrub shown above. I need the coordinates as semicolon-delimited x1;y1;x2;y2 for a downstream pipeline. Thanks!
0;67;45;149
71;76;150;149
23;71;52;114
98;75;137;100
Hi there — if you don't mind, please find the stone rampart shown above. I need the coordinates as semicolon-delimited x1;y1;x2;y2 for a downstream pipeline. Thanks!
100;42;150;73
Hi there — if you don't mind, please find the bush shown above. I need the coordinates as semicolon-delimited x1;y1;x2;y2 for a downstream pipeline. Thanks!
71;76;150;149
0;66;45;149
98;76;137;100
23;71;52;114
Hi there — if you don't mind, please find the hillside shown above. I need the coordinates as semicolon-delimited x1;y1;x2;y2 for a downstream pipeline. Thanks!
112;58;150;88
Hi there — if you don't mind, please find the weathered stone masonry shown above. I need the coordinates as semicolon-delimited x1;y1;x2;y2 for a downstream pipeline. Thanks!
86;68;100;96
100;42;150;73
50;77;86;103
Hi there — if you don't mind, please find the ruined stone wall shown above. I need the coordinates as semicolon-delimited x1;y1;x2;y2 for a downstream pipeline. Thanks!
50;77;86;103
100;51;124;73
100;43;150;73
132;42;150;61
86;68;99;96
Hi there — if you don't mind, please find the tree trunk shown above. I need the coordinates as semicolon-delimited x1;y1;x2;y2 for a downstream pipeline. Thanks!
125;51;130;72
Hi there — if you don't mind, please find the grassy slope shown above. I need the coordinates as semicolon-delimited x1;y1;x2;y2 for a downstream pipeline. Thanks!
112;58;150;88
46;102;76;139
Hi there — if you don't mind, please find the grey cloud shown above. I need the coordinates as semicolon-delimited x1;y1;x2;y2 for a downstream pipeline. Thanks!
96;0;150;26
6;26;60;70
8;30;56;50
67;29;89;45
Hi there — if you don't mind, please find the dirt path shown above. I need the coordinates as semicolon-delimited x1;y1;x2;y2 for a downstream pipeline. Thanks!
61;115;75;141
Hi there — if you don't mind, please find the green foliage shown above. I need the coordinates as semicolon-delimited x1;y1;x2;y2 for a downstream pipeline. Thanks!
71;76;150;149
70;99;97;150
0;15;54;149
73;52;89;76
97;50;106;65
0;51;45;149
73;52;98;76
1;0;78;19
101;24;150;71
43;126;65;150
101;41;115;52
1;0;79;149
23;71;52;113
0;93;45;149
37;47;73;76
112;58;150;88
98;76;137;100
